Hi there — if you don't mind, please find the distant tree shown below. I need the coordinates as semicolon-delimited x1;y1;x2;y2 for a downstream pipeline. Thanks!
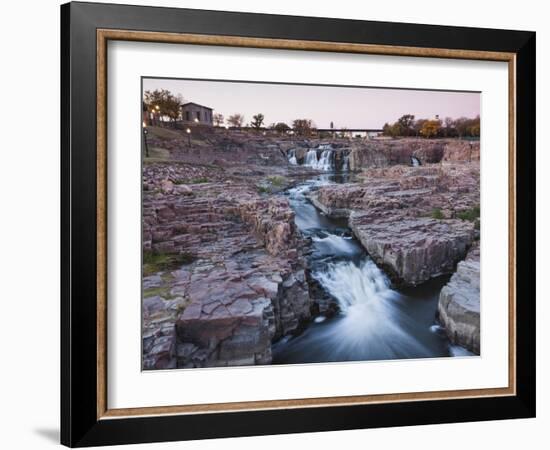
382;122;402;138
453;117;471;139
251;113;265;131
274;122;290;134
143;89;184;126
420;119;441;138
443;117;456;137
227;113;245;128
292;119;315;136
468;115;481;137
213;113;225;126
413;119;428;137
397;114;415;136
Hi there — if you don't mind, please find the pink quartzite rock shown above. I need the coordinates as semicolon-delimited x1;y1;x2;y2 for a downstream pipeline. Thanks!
438;243;480;354
142;163;311;369
310;163;479;286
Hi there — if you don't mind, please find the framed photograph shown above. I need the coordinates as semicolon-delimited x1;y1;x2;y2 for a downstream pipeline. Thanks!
61;1;536;447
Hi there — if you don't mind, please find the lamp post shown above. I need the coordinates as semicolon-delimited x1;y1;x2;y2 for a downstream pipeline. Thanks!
142;121;149;158
154;104;160;126
186;127;191;146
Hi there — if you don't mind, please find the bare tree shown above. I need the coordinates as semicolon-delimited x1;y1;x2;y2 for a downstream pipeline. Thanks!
227;113;245;128
292;119;315;136
251;113;265;131
213;113;225;127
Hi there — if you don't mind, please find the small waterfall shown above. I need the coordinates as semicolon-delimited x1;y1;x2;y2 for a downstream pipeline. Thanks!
317;149;334;171
296;146;336;171
288;149;297;165
342;154;350;172
307;258;432;358
304;149;318;167
411;156;421;167
314;259;392;314
311;231;362;257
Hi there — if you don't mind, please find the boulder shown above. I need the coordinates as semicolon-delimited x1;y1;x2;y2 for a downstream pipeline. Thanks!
350;214;475;285
160;179;174;194
438;244;480;354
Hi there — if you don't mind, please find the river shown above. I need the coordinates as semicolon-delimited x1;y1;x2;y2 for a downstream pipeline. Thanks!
272;172;470;364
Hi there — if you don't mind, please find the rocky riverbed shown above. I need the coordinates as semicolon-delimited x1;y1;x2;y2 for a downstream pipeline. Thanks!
142;164;311;369
142;128;481;369
309;164;480;285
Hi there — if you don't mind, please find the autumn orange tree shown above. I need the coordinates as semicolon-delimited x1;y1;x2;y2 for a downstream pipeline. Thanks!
420;119;442;138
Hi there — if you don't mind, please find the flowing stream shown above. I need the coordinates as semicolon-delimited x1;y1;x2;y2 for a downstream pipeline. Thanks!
272;173;466;364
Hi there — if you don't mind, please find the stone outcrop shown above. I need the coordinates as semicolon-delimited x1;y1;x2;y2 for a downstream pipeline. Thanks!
309;163;479;285
347;139;445;170
350;215;475;285
438;243;480;354
442;140;480;162
345;139;479;170
142;163;312;369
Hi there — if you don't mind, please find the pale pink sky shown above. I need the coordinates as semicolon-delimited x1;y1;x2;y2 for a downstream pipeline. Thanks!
143;78;480;129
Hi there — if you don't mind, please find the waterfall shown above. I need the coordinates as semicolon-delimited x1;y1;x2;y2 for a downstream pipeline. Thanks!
317;149;334;171
313;259;392;314
304;149;318;167
411;156;421;167
288;149;297;165
296;146;336;171
273;176;460;364
310;258;432;358
311;231;362;257
342;154;350;171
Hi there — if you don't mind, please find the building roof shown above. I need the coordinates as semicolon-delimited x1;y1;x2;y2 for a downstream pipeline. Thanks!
180;102;213;111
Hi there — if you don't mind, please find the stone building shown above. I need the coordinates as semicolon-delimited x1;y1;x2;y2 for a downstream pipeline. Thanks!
181;102;213;125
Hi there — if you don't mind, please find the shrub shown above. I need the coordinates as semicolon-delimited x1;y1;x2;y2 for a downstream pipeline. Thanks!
257;185;270;194
143;250;194;275
431;208;445;219
456;205;480;221
267;175;286;187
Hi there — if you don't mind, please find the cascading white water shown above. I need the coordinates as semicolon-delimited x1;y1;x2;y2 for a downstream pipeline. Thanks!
342;154;350;171
288;149;297;165
313;259;392;314
311;232;360;256
309;258;433;358
317;149;334;171
304;149;318;167
298;147;336;171
273;174;468;364
411;156;420;167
